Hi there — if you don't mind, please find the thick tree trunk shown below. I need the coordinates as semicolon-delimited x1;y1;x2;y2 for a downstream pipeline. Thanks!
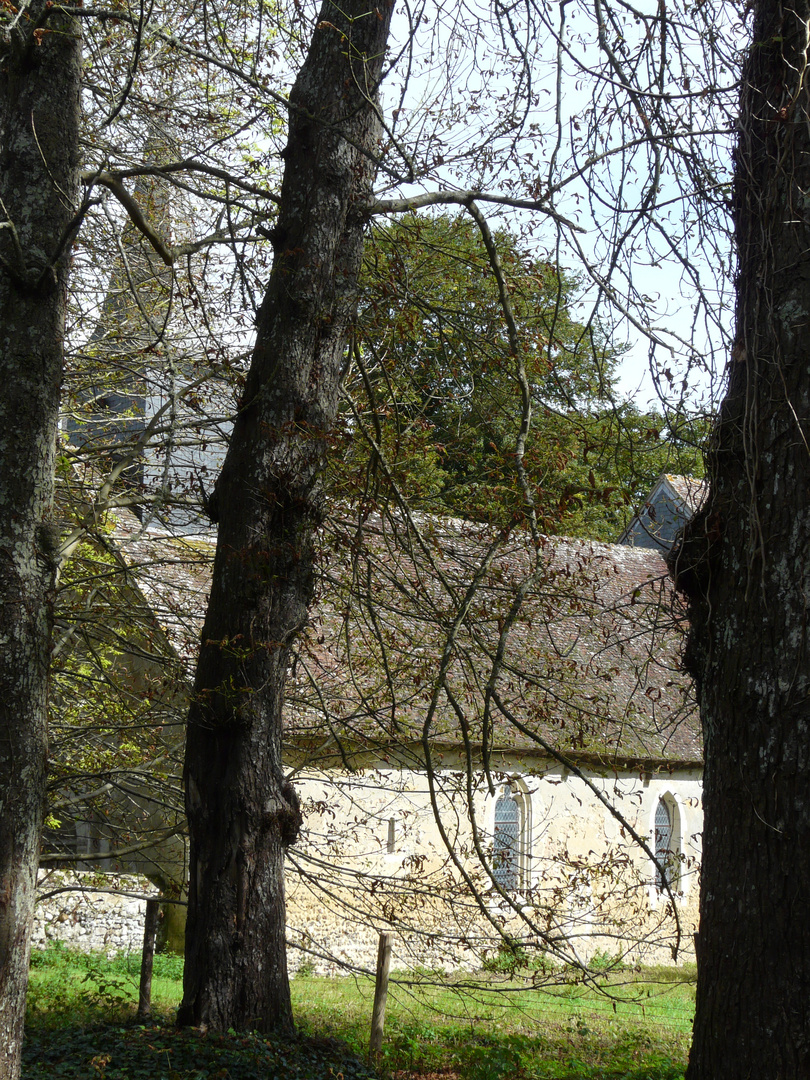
0;9;81;1079
178;0;393;1033
673;4;810;1077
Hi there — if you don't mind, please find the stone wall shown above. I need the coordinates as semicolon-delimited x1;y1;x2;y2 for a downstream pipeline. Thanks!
34;872;159;956
286;754;703;974
34;756;703;974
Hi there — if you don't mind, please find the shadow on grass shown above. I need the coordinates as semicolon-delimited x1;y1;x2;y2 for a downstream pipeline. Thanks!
22;1023;378;1080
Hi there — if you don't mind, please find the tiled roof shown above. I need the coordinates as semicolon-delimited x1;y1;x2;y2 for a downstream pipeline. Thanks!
110;509;700;768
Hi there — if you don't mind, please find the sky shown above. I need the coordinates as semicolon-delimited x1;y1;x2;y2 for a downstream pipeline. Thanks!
376;0;743;418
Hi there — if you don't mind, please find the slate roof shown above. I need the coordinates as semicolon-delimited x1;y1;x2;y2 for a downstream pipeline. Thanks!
665;474;707;516
110;506;700;768
618;473;707;552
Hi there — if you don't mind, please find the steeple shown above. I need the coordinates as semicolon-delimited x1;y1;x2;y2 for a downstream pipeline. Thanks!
65;127;228;531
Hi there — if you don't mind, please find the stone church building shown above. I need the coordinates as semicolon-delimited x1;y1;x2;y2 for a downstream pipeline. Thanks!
39;476;705;973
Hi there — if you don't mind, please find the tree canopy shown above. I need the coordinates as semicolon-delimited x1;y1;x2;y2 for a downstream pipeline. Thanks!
338;213;705;538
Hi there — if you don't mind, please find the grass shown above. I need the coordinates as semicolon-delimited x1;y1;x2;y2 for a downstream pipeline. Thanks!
24;943;694;1078
290;964;693;1079
26;943;184;1028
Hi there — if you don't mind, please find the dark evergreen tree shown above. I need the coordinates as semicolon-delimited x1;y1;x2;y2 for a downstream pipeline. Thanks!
342;214;704;538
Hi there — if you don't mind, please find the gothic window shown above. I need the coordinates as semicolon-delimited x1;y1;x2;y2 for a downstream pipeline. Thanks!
654;795;680;891
493;791;519;889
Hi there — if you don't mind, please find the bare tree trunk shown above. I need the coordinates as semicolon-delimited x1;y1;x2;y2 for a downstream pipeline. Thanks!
0;8;81;1078
178;0;393;1034
674;4;810;1076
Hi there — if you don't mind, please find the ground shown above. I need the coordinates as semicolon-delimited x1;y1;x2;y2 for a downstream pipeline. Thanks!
23;945;693;1079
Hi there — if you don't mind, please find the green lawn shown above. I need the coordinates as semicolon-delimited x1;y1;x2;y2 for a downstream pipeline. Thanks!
23;944;694;1078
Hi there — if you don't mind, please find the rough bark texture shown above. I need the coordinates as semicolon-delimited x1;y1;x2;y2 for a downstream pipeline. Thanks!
672;4;810;1076
0;9;81;1079
178;0;393;1034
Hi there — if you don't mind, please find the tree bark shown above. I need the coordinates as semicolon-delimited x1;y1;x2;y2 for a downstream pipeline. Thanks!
0;8;81;1079
673;4;810;1076
178;0;393;1033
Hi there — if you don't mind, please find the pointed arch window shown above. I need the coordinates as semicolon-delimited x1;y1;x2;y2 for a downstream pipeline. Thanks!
654;795;680;892
494;790;527;889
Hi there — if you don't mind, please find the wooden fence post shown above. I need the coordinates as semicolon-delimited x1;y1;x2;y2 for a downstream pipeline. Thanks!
369;932;393;1060
137;898;160;1021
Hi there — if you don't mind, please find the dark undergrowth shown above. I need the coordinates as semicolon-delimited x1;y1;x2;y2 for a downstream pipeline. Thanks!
23;1023;377;1080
